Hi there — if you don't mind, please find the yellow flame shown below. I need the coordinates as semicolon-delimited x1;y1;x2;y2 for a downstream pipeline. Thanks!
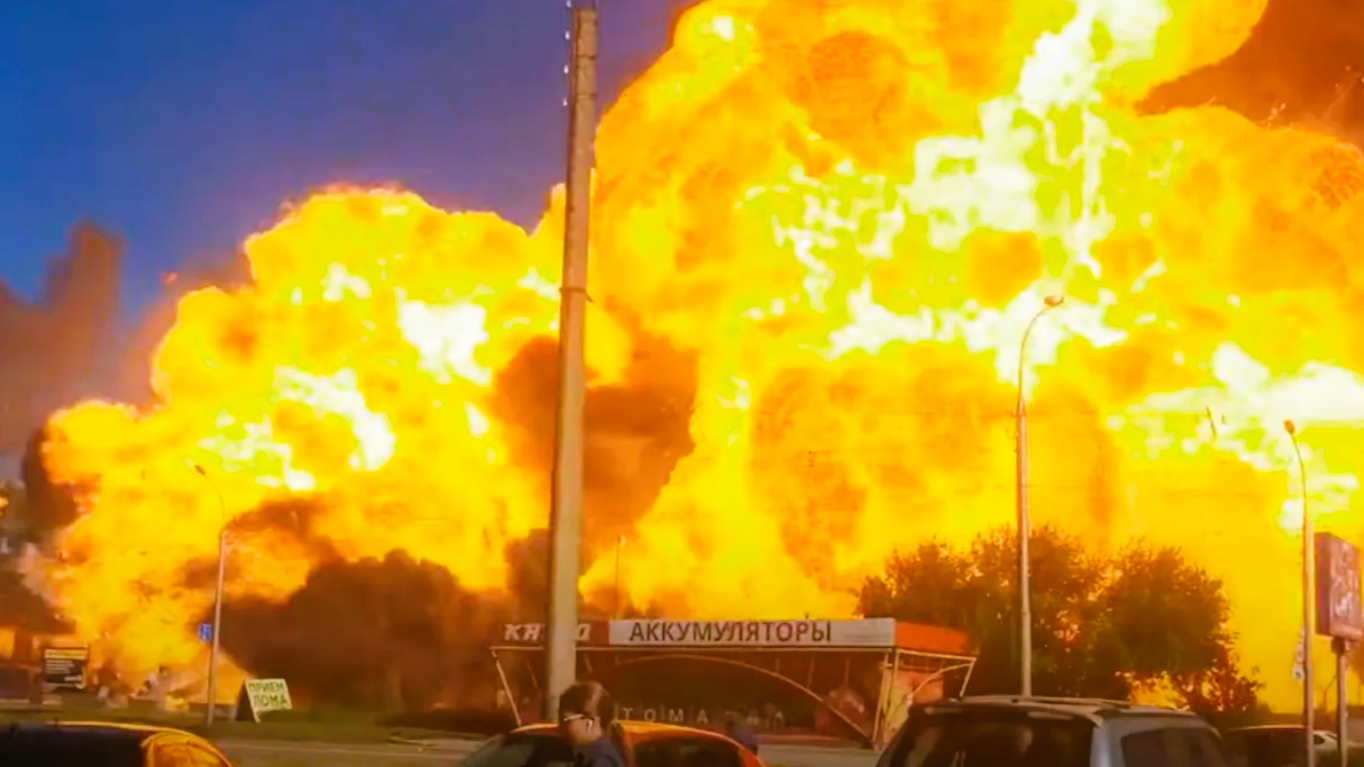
28;0;1364;713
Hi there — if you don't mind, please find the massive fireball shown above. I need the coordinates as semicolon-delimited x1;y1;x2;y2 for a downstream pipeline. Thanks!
25;0;1364;710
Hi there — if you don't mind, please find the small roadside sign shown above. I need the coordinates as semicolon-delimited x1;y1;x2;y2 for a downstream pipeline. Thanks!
235;679;292;722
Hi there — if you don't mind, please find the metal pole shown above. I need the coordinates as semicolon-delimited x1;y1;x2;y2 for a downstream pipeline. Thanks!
873;651;893;748
206;527;227;726
1288;421;1314;767
545;0;596;724
1016;295;1062;697
491;650;522;727
1336;638;1349;767
193;463;228;727
613;536;624;618
908;663;977;704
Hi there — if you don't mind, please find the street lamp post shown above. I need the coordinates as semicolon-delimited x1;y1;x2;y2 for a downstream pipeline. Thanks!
193;464;228;728
1336;638;1350;767
1017;294;1063;698
1286;421;1314;767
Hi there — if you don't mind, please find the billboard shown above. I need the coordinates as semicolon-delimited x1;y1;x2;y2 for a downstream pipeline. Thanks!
40;646;88;690
1315;533;1364;641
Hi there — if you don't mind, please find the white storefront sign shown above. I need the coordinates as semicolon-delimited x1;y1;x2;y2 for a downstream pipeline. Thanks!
609;618;896;647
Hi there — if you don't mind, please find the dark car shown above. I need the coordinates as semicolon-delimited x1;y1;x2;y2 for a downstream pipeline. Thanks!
0;720;235;767
460;721;765;767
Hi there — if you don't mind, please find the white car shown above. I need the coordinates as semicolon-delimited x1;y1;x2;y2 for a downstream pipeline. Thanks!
1223;725;1352;767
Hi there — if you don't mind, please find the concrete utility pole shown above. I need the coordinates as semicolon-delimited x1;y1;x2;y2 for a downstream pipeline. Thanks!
1016;294;1062;698
544;0;597;724
1286;420;1314;767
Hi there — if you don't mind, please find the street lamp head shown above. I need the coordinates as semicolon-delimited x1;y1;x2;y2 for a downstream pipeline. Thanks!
1043;295;1064;308
1285;420;1297;437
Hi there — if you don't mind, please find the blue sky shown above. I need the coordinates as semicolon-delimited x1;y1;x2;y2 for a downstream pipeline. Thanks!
0;0;681;320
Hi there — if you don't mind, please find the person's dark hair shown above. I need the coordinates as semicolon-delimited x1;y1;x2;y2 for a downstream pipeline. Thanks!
558;681;616;728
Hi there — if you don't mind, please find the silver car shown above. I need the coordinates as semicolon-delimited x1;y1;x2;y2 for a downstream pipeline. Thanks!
874;695;1230;767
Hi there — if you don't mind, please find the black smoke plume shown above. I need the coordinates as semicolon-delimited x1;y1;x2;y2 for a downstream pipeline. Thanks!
217;549;516;711
1149;0;1364;136
488;318;696;563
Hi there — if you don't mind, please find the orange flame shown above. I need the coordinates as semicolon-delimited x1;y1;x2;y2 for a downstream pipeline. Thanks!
28;0;1364;710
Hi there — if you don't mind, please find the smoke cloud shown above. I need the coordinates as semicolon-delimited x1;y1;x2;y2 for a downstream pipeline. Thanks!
217;548;516;710
488;323;696;563
0;224;117;635
1147;0;1364;134
0;223;119;456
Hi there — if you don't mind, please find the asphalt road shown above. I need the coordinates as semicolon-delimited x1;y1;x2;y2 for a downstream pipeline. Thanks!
218;738;882;767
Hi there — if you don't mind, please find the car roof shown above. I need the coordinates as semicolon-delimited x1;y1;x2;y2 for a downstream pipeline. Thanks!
515;720;736;740
0;722;153;767
925;696;1204;724
1230;725;1332;733
0;720;230;757
4;721;160;741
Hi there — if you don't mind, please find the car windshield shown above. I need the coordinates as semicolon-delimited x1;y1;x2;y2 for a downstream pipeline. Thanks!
460;732;576;767
885;707;1094;767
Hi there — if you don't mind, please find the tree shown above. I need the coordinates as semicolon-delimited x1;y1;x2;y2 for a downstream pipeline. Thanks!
858;525;1262;711
1172;644;1263;718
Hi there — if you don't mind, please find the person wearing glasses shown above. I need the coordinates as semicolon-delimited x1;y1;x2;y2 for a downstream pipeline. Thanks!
558;681;625;767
